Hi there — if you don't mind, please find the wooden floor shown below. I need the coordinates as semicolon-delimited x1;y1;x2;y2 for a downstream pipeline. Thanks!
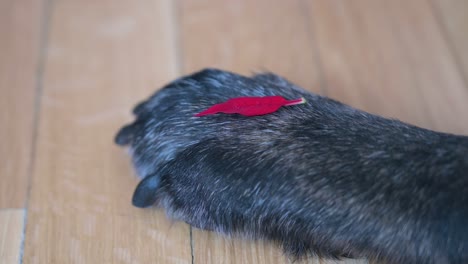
1;0;468;263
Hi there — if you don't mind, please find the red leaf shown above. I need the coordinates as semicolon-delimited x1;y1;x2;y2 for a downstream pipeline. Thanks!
194;96;306;117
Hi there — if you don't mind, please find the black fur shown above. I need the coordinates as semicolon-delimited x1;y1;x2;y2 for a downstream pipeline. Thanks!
115;69;468;264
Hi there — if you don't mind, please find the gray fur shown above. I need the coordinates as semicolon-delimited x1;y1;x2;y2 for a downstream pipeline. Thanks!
115;69;468;264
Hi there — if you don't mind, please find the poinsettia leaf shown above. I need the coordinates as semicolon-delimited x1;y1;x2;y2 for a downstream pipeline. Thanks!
195;96;306;117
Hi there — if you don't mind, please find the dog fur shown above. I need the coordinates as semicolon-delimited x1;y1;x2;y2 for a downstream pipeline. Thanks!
115;69;468;264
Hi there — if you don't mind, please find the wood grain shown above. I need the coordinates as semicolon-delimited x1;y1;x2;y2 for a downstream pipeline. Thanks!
431;0;468;84
22;0;191;263
0;209;25;264
307;0;468;134
382;0;468;134
193;231;366;264
306;0;431;127
192;232;291;264
178;0;323;93
0;0;44;208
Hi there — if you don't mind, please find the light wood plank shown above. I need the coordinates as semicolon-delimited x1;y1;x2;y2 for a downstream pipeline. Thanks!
0;209;25;264
382;0;468;134
193;232;296;264
308;0;468;134
179;0;323;93
194;231;367;264
431;0;468;84
0;0;44;208
307;0;433;128
23;0;191;263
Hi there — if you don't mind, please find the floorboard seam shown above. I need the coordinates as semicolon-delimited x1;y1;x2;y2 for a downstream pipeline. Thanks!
20;0;54;263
